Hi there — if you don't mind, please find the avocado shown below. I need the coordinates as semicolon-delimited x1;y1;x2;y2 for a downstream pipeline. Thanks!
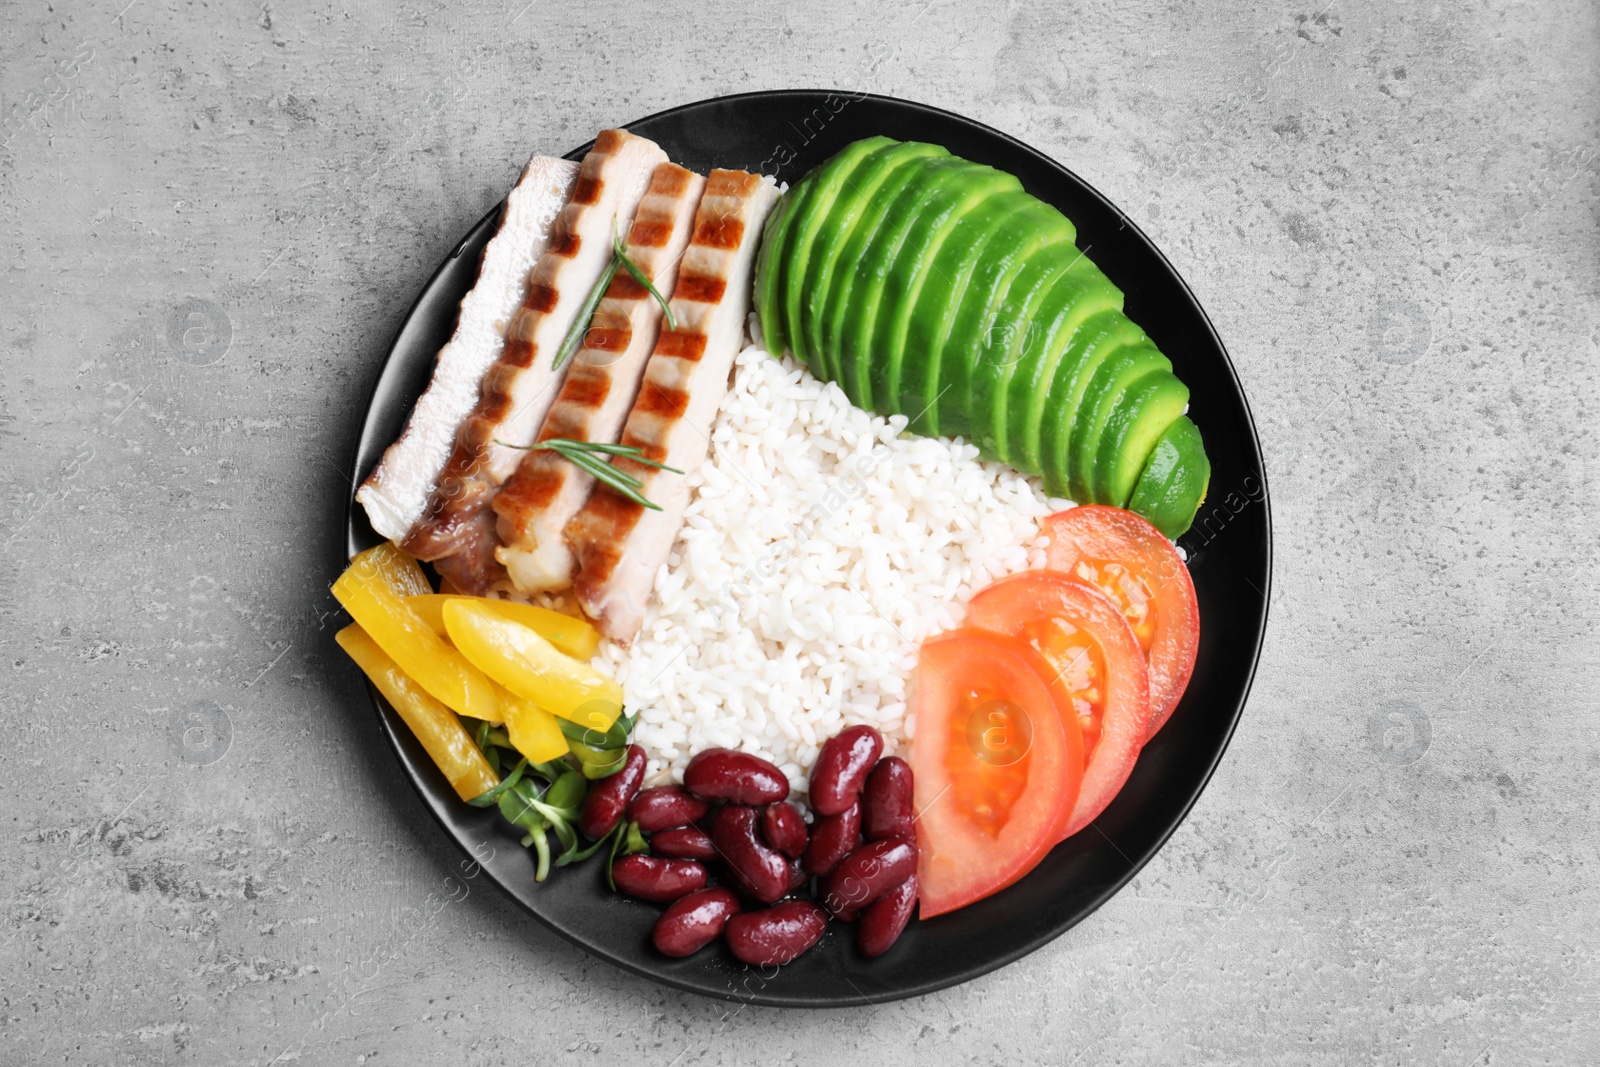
900;188;1035;434
804;141;948;399
828;154;966;408
756;136;1211;522
936;201;1076;444
869;164;1022;422
1128;415;1211;538
779;136;895;369
1067;339;1170;501
753;188;800;357
1036;309;1145;496
1092;370;1190;507
969;251;1081;462
1006;263;1123;474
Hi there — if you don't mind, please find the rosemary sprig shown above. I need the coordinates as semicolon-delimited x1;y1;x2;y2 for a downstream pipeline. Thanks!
552;222;677;371
497;437;684;511
612;229;676;332
552;258;620;371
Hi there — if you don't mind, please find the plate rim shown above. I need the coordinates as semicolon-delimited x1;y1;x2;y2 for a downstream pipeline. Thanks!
342;88;1273;1007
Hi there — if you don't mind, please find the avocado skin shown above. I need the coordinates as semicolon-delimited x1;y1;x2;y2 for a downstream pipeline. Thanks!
1128;415;1211;538
1068;339;1171;502
1093;370;1190;507
1002;259;1120;472
753;187;800;357
1039;312;1147;498
779;137;895;370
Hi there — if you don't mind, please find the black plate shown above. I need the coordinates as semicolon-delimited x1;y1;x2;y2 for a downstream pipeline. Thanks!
344;90;1271;1006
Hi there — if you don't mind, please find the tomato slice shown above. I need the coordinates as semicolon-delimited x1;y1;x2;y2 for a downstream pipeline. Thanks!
911;628;1080;918
1041;506;1199;739
965;571;1150;839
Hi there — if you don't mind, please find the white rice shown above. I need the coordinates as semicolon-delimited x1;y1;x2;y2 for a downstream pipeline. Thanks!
597;344;1070;799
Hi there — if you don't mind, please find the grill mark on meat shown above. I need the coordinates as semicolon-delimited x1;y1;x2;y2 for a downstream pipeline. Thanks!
607;274;648;301
653;330;707;361
571;176;604;206
693;216;745;250
525;283;559;314
649;165;694;197
672;272;725;304
558;371;611;409
631;383;689;418
492;463;563;514
628;219;673;249
583;325;632;352
549;232;581;258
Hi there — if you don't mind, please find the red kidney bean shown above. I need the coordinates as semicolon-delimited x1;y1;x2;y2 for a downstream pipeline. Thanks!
577;745;647;839
650;825;717;861
861;757;915;841
801;800;861;876
724;900;828;966
610;855;708;903
761;802;809;858
651;887;741;957
809;725;883;816
821;837;917;916
627;786;709;832
710;805;790;904
684;748;790;805
858;874;917;957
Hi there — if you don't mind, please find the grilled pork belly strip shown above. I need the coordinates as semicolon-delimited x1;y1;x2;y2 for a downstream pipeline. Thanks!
402;129;669;594
566;169;782;642
355;155;579;543
494;162;708;594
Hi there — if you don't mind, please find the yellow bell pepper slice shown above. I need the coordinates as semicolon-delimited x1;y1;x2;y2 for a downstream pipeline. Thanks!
335;623;497;801
499;688;570;763
332;559;500;723
443;599;622;729
348;541;432;597
407;594;601;661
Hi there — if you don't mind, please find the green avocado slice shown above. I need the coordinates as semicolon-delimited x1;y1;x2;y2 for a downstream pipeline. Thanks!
1068;338;1171;502
753;189;801;357
1038;312;1148;497
1006;260;1123;475
1128;416;1210;538
779;136;896;370
936;201;1076;445
902;188;1037;434
803;141;948;398
1092;370;1190;507
870;164;1022;422
825;151;960;408
969;250;1081;462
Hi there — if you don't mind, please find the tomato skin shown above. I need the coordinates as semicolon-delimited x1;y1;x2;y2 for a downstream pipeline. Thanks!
911;629;1080;918
965;570;1151;839
1041;506;1199;739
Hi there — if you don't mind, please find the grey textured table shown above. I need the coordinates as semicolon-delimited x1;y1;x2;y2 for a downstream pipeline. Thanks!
4;1;1596;1063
